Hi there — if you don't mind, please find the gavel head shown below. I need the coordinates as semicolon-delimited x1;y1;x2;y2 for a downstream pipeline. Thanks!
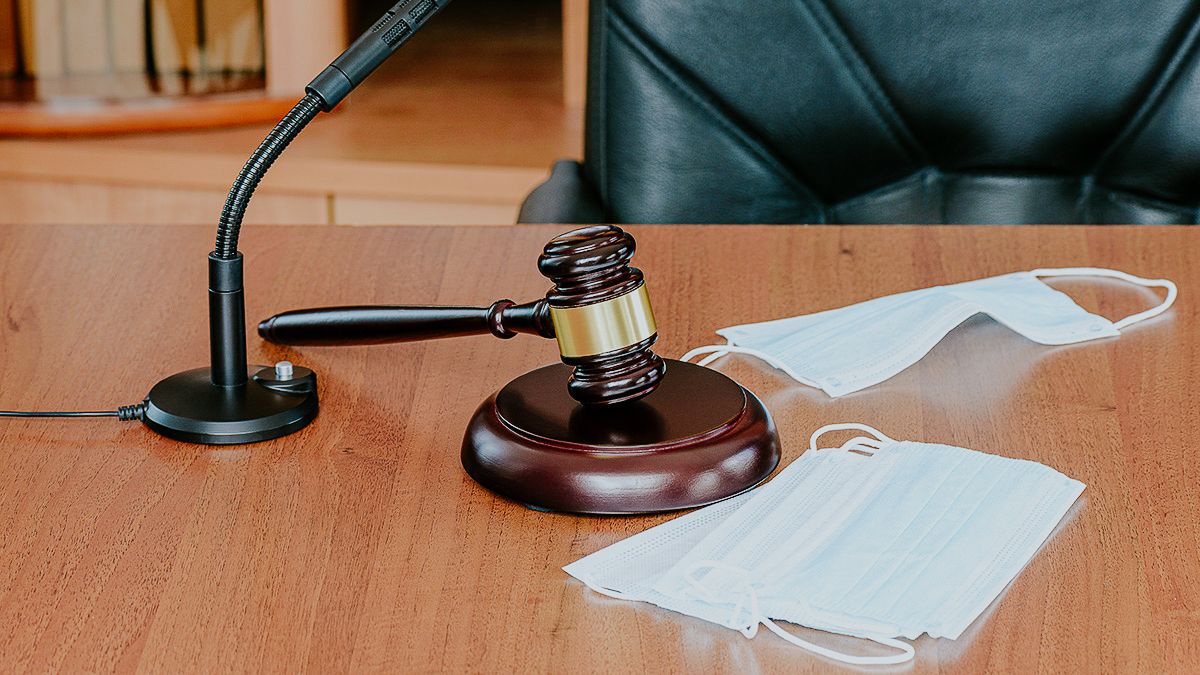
538;225;667;406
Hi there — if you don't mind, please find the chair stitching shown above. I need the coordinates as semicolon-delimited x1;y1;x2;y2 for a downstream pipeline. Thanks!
606;5;828;216
1096;184;1196;214
607;6;825;211
828;171;1195;223
831;169;929;211
1090;5;1200;179
1076;174;1096;223
793;0;930;165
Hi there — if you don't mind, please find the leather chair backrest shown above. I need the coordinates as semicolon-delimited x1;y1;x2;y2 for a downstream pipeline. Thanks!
583;0;1200;223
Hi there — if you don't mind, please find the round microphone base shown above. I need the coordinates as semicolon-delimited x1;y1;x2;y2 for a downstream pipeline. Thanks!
143;366;319;445
462;360;780;515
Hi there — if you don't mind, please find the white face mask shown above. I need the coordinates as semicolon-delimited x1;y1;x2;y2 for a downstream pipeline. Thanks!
564;424;1085;666
682;268;1177;397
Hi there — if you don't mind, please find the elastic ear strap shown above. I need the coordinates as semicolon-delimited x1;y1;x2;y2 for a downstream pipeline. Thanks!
809;423;896;453
681;344;822;388
683;561;915;666
1031;267;1178;329
760;618;916;666
839;437;887;455
680;345;733;367
682;560;761;637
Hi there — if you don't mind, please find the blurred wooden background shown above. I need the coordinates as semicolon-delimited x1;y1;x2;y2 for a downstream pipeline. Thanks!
0;0;590;226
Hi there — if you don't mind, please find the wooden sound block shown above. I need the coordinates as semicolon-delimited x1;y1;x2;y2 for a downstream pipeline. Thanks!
462;360;780;514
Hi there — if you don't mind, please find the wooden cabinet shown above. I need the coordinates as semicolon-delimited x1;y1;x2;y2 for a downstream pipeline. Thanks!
0;140;548;226
0;0;584;226
262;0;347;97
0;177;328;226
563;0;588;109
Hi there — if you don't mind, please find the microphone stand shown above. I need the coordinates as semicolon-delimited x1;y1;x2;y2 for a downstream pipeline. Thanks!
141;0;455;444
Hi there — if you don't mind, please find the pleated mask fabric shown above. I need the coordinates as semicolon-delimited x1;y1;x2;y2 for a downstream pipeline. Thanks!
565;424;1085;666
683;268;1176;397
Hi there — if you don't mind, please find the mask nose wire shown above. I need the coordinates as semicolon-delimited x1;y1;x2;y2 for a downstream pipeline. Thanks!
681;560;916;666
1031;267;1178;329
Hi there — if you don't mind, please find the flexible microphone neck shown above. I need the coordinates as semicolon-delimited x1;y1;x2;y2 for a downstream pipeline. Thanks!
142;0;454;444
213;95;322;260
206;0;454;389
213;0;453;260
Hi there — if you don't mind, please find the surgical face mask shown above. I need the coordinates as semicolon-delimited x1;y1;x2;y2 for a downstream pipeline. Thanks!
683;268;1177;397
564;424;1085;666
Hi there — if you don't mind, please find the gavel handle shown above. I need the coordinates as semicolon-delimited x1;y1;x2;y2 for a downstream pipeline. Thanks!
258;299;554;346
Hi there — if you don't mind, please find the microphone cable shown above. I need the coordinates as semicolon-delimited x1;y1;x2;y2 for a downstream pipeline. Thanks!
0;403;147;421
2;1;454;440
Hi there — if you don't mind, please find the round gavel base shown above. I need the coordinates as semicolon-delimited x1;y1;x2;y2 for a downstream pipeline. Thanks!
462;360;780;515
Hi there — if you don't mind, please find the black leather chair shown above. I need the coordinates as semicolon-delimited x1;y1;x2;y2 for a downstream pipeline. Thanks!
520;0;1200;225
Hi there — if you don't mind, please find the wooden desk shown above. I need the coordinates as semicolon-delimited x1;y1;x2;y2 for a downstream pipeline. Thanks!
0;224;1194;673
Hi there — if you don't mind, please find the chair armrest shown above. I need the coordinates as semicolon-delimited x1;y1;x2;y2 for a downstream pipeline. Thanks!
517;160;606;224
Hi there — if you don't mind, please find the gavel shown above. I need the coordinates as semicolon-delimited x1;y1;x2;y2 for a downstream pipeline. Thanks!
258;226;668;406
260;224;780;514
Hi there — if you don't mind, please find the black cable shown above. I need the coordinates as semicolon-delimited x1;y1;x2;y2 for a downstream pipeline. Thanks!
0;403;147;421
214;94;324;259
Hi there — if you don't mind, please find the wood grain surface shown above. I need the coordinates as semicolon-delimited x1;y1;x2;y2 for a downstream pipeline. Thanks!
0;224;1195;674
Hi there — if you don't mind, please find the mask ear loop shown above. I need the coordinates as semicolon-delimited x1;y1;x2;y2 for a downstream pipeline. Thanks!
682;561;916;666
809;423;896;454
681;344;735;367
681;560;760;637
838;437;886;456
759;620;916;666
680;345;822;388
1031;267;1178;330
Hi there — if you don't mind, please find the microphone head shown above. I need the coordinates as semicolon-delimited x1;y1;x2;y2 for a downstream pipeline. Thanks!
538;226;667;405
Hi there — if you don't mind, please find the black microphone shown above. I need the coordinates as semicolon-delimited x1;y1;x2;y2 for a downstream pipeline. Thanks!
308;0;453;112
141;0;454;445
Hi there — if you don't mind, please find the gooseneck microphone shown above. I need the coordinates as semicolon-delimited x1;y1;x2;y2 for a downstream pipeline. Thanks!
140;0;455;445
